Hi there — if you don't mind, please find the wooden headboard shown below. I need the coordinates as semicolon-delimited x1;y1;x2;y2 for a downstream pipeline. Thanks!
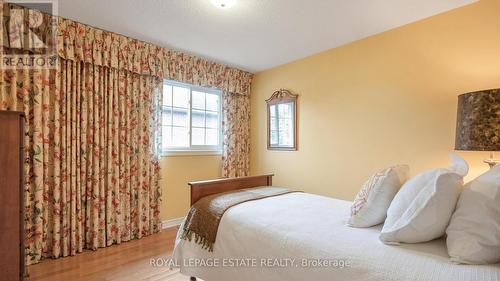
188;174;274;206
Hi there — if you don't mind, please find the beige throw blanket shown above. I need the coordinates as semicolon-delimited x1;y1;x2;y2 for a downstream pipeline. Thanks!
180;186;298;251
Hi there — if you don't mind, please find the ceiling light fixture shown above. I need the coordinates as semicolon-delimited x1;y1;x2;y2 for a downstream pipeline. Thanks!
210;0;237;9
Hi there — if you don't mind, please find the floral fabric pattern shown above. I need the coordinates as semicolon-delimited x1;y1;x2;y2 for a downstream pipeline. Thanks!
222;92;250;177
55;18;253;96
1;3;252;265
56;14;253;177
2;5;252;94
0;61;163;265
55;18;253;177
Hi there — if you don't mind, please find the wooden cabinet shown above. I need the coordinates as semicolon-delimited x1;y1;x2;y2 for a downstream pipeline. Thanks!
0;111;25;281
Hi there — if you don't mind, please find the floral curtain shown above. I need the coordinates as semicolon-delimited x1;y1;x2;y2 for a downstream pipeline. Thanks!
1;2;252;265
0;60;162;265
55;18;253;177
222;92;250;177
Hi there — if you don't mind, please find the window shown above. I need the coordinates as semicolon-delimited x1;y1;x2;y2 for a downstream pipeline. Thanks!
266;89;298;150
269;103;294;147
161;80;222;155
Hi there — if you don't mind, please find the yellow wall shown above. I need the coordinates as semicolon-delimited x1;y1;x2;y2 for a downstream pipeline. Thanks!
160;155;222;221
250;0;499;201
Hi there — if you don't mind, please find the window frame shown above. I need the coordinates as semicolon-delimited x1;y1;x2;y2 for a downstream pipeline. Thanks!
161;80;223;156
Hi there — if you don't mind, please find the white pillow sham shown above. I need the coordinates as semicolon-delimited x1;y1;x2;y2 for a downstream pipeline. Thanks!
379;154;467;244
348;165;409;228
446;165;500;264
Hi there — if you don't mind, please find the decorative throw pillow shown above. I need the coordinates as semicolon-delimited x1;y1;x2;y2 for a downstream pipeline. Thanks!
446;165;500;264
379;154;468;244
348;165;409;228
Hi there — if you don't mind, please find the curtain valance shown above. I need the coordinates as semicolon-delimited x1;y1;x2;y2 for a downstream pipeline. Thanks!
56;18;252;95
56;19;165;77
1;3;252;96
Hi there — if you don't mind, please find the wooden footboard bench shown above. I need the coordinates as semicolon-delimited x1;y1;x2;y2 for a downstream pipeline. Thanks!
187;174;274;281
188;174;274;206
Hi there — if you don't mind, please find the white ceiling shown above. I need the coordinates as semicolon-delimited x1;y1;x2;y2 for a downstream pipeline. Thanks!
57;0;477;73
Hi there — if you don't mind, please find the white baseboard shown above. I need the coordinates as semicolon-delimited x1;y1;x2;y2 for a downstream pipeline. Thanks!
162;217;185;229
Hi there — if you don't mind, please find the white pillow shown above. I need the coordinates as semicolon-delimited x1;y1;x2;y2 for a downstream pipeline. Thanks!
446;165;500;264
379;154;467;244
348;165;409;228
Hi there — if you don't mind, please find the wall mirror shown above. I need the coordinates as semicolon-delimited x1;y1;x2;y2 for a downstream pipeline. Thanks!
266;89;298;150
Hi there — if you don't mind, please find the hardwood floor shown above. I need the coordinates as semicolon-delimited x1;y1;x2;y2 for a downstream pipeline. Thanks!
26;227;197;281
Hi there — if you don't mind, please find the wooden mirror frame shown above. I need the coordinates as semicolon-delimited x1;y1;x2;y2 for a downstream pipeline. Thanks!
266;89;298;151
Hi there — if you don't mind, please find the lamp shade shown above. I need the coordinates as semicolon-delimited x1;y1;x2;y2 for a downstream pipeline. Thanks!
455;89;500;151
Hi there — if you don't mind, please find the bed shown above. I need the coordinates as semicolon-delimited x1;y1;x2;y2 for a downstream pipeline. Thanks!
172;175;500;281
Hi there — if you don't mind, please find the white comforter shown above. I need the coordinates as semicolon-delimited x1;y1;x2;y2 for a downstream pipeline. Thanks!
172;193;500;281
